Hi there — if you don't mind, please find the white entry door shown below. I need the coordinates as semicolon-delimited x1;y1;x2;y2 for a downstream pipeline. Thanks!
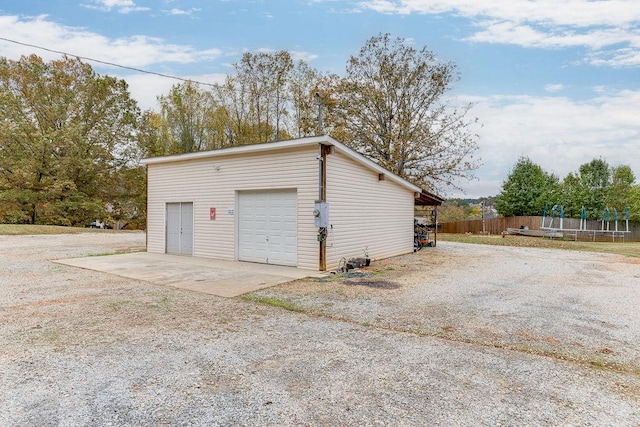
166;202;193;255
238;191;297;266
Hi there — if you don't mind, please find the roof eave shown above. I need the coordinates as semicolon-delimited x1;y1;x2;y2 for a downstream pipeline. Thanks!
414;190;445;206
140;136;329;165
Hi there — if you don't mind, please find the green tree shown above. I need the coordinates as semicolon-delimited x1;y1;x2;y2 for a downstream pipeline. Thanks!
329;33;480;193
561;160;636;220
436;200;467;222
561;158;611;219
608;165;635;213
467;205;483;220
559;172;582;218
579;158;610;218
136;111;170;158
212;77;252;146
627;185;640;222
212;51;294;145
157;80;218;154
288;60;324;138
495;157;559;216
0;55;139;226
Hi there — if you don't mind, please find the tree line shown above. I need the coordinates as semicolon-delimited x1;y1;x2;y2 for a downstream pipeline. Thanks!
494;157;639;221
0;34;480;228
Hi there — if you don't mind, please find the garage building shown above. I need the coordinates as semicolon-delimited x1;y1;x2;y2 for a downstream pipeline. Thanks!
142;135;442;272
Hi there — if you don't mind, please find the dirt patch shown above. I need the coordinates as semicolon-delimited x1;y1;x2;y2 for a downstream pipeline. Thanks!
21;294;102;308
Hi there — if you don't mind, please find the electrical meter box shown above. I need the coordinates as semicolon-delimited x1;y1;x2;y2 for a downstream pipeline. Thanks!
313;201;329;228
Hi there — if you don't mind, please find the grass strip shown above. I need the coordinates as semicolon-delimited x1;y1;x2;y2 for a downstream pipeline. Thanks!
242;295;305;313
437;233;640;258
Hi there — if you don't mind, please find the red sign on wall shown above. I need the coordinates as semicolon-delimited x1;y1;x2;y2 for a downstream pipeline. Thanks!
210;207;216;220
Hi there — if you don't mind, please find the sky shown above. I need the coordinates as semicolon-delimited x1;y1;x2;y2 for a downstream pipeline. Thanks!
0;0;639;198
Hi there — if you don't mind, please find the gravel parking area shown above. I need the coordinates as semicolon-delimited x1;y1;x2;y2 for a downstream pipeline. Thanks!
255;242;640;370
1;233;639;426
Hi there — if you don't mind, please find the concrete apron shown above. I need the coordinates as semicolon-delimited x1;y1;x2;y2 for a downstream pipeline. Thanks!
54;252;319;298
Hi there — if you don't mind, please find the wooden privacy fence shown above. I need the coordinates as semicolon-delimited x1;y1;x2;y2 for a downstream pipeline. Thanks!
440;216;640;241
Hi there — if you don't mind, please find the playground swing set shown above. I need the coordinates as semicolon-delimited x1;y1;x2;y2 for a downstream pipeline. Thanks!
540;204;631;241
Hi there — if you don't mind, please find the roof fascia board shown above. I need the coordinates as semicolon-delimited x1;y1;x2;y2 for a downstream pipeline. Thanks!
140;137;325;165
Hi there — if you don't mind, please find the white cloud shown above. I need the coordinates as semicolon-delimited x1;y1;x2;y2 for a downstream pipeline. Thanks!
0;14;227;111
468;21;640;52
359;0;640;27
544;84;564;93
0;15;222;68
290;50;319;62
94;0;134;6
122;73;227;111
82;0;149;13
358;0;640;67
161;5;206;17
452;89;640;197
587;47;640;68
168;8;192;16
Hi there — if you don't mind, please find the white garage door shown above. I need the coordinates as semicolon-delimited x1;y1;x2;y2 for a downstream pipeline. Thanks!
166;202;193;255
238;190;297;266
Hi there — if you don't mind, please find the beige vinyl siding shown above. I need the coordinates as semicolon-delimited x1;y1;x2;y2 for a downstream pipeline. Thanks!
325;150;414;271
146;145;319;270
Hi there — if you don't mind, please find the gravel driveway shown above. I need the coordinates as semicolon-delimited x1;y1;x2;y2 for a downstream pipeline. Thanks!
1;233;639;426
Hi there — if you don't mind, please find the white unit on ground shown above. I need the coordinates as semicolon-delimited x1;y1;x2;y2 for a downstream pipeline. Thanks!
166;202;193;255
142;135;443;272
238;190;297;266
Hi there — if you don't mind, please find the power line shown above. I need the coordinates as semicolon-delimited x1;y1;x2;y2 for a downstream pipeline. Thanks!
0;36;217;87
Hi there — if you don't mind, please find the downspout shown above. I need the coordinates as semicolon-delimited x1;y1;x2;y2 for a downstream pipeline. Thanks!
145;165;149;250
318;143;328;271
316;92;327;271
318;143;323;201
